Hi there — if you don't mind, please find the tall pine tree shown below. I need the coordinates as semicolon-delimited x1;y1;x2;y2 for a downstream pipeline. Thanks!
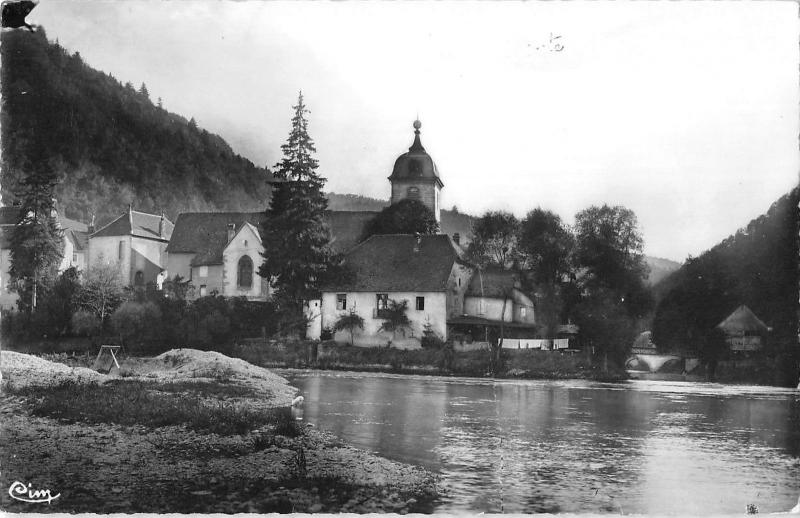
259;92;336;333
9;156;64;311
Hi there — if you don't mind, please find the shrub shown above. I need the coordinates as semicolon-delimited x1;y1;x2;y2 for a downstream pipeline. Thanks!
70;310;101;337
111;301;162;344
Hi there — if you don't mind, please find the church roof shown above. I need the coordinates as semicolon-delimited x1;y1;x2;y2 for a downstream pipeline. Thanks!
167;212;262;265
388;120;443;188
716;305;769;334
92;209;173;241
325;234;467;293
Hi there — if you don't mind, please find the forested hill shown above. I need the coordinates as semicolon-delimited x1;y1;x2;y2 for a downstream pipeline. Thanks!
1;29;273;225
652;187;799;352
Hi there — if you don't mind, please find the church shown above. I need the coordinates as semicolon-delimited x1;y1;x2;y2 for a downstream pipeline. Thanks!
306;121;538;349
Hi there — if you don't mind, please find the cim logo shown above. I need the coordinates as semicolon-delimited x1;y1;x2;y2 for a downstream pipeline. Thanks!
8;480;60;504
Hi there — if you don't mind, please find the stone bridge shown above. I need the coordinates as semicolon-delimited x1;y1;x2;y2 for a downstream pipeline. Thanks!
626;353;700;373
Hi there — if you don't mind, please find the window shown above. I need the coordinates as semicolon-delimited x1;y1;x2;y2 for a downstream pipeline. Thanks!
407;186;420;200
244;240;248;247
376;293;388;310
134;271;144;286
416;296;425;311
118;240;125;261
199;285;207;297
237;255;253;288
336;294;347;311
520;307;527;317
198;266;208;278
72;253;77;263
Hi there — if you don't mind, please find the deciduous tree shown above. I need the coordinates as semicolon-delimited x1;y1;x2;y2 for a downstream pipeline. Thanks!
361;199;438;241
467;210;520;269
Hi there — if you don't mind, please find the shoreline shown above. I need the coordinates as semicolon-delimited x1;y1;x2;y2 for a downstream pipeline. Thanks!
0;349;440;514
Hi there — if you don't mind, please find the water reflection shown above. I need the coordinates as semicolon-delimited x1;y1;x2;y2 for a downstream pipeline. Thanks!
288;372;800;514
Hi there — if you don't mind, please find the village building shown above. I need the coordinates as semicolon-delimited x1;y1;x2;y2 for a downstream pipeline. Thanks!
313;233;472;347
0;205;90;311
87;206;173;288
166;212;269;300
716;304;770;353
450;268;538;344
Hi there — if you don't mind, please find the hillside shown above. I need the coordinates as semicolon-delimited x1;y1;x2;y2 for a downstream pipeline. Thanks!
1;29;273;226
652;187;798;354
644;256;681;286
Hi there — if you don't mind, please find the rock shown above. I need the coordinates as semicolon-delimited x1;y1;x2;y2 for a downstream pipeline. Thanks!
309;503;323;513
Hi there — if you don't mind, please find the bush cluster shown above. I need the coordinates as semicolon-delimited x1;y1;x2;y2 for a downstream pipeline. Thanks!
1;268;278;355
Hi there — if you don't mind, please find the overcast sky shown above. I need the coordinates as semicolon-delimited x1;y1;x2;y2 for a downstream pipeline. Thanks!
29;1;799;262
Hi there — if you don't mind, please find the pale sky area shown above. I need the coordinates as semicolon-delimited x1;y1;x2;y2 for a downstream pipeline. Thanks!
27;1;799;262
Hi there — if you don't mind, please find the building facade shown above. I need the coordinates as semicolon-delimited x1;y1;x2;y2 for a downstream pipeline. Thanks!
88;206;173;287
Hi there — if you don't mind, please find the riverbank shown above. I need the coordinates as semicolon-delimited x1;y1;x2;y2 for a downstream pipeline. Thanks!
0;349;438;513
233;341;619;381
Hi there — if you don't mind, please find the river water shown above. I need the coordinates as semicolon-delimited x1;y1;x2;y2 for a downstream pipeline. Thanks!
287;371;800;514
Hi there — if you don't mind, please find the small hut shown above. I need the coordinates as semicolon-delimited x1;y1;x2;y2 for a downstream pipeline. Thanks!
716;305;769;352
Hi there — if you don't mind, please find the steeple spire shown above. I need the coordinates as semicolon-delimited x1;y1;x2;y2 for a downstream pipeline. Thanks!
409;119;425;152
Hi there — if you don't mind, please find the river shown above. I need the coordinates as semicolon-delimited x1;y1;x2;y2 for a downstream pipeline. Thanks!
286;370;800;514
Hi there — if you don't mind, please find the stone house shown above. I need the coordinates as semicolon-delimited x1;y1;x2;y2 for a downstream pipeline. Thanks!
165;212;269;300
88;206;173;287
312;233;472;348
0;206;89;311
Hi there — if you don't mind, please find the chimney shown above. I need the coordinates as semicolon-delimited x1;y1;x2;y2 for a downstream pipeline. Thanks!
453;233;460;246
88;212;95;235
227;223;236;242
158;212;165;239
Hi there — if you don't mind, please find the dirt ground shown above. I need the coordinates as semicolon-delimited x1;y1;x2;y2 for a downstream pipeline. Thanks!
0;349;438;513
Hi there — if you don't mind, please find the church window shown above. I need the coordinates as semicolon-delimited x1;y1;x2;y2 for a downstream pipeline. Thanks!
134;271;144;286
407;186;420;200
336;294;347;311
238;255;253;288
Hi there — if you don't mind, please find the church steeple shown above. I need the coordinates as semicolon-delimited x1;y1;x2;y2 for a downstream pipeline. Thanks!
388;119;443;223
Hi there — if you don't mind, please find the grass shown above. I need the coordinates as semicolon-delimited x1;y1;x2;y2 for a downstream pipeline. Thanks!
8;379;301;437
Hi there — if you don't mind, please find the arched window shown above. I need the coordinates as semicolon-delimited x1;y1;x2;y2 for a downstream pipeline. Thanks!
407;186;420;200
237;255;253;289
134;271;144;286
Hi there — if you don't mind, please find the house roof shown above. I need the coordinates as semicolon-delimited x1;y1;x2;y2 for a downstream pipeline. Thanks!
0;207;89;249
324;211;378;253
66;228;89;251
167;212;263;266
466;268;521;298
326;233;466;293
92;209;174;241
716;305;769;334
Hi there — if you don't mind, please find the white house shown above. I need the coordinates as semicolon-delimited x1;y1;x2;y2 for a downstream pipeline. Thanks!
312;233;472;348
0;206;90;311
88;206;173;287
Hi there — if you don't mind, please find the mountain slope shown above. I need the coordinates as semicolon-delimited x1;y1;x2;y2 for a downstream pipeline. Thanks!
1;29;273;226
644;256;681;286
652;187;798;354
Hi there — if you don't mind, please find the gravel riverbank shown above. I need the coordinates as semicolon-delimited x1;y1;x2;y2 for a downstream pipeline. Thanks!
0;349;439;513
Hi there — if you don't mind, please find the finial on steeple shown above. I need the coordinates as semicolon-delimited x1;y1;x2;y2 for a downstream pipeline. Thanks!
409;119;425;152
